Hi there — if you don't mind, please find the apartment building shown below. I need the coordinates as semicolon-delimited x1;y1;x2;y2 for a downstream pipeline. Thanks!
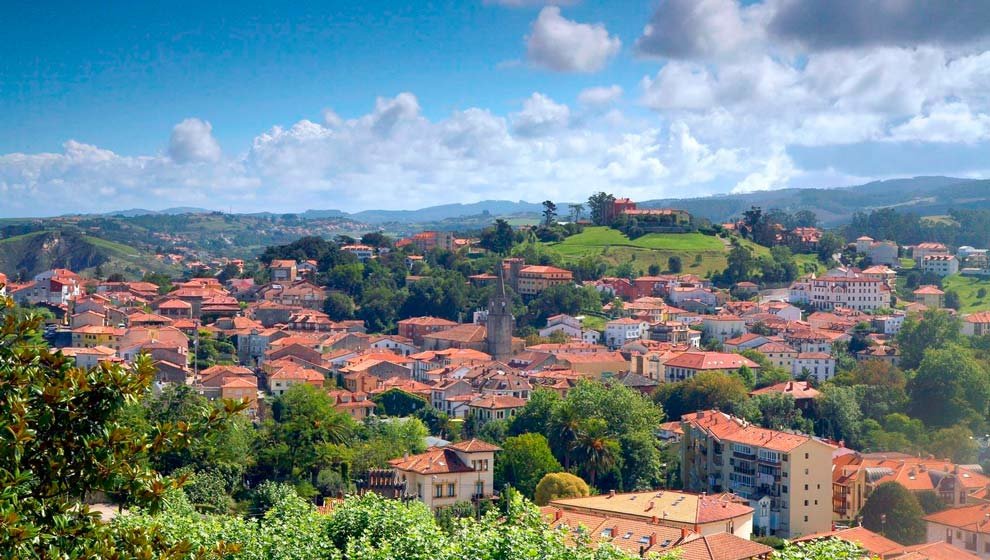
679;410;835;538
922;254;960;277
805;276;890;312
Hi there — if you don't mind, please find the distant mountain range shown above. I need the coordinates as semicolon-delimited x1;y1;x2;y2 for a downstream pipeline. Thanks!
94;176;989;227
638;176;990;226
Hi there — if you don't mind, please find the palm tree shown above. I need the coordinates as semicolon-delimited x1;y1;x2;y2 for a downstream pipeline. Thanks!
569;203;584;223
572;418;620;488
549;402;582;469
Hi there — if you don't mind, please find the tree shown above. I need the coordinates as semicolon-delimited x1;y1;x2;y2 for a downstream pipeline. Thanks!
860;482;926;545
908;345;990;428
534;473;590;506
358;286;407;333
915;490;947;514
323;291;356;321
372;388;429;417
571;418;621;487
813;386;863;446
530;284;601;322
793;210;818;228
258;384;356;487
775;539;867;559
509;389;561;436
495;434;562;497
667;256;682;273
0;294;242;556
944;290;961;310
657;372;749;421
542;200;558;227
479;219;516;255
569;203;584;223
817;232;845;263
587;192;616;226
739;393;810;432
360;232;392;248
928;424;979;463
896;309;961;370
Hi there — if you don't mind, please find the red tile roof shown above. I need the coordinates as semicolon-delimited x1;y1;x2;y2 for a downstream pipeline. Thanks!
673;532;772;560
388;447;474;475
664;352;759;370
791;526;900;555
923;503;990;533
447;439;502;453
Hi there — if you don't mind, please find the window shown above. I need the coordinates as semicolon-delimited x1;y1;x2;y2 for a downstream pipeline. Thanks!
417;483;423;498
804;515;808;522
435;485;443;498
804;500;808;506
447;483;456;497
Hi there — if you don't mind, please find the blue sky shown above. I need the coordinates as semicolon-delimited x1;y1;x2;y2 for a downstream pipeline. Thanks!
2;0;990;216
2;1;652;154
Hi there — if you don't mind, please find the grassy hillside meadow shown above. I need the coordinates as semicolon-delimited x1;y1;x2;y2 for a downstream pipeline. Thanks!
0;230;179;280
942;274;990;313
541;226;773;277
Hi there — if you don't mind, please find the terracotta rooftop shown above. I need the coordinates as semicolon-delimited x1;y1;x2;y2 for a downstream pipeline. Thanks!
423;324;487;343
683;410;832;453
468;395;527;409
447;438;502;453
550;490;752;526
388;447;474;475
672;532;772;560
791;526;900;555
664;352;759;370
749;381;820;400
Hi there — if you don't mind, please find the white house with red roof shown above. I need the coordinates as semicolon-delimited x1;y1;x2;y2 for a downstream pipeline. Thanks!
663;352;760;383
388;439;499;510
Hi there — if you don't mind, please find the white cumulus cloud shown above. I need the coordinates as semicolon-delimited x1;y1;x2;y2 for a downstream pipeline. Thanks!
168;118;222;163
526;7;621;73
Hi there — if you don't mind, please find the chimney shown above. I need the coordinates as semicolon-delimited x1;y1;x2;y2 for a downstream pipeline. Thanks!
651;515;658;524
680;527;690;541
554;509;563;521
696;410;705;419
609;489;616;498
649;532;657;547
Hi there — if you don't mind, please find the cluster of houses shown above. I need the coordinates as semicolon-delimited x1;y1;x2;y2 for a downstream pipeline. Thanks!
5;229;990;559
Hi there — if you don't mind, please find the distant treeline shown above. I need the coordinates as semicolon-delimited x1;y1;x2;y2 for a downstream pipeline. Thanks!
842;208;990;248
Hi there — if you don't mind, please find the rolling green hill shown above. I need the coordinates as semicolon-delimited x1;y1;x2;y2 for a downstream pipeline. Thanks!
0;229;177;280
541;227;773;277
941;275;990;313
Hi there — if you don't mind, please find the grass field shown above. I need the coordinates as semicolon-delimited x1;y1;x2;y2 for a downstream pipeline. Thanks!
899;257;916;269
542;227;733;276
794;253;826;275
941;274;990;312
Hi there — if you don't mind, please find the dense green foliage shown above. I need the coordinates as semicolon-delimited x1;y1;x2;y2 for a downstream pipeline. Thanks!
0;294;243;557
534;472;591;506
859;482;926;545
495;433;562;498
510;381;665;492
